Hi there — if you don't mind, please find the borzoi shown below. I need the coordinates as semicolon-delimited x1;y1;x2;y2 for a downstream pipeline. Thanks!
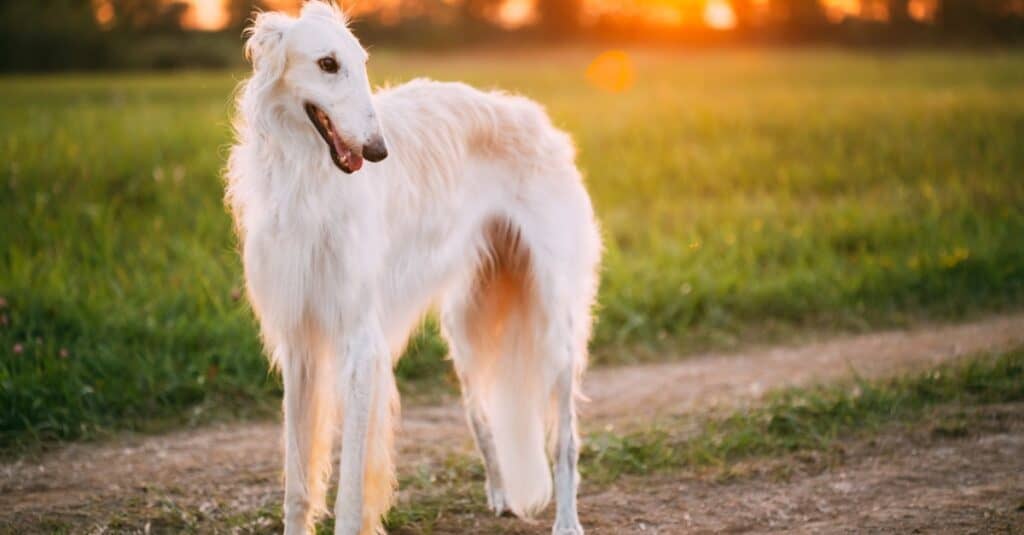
225;3;601;534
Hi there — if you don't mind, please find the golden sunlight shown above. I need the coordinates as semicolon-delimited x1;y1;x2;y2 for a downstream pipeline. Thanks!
585;50;634;93
93;0;115;27
183;0;229;30
703;0;737;30
92;0;944;33
821;0;860;22
908;0;939;22
498;0;537;29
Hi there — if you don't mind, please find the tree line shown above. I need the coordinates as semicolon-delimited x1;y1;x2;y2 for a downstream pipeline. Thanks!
1;0;1023;72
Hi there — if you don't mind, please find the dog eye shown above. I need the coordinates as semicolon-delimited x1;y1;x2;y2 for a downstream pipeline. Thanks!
317;56;339;74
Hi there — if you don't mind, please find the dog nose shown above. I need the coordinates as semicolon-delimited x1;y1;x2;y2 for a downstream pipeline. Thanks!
362;135;388;163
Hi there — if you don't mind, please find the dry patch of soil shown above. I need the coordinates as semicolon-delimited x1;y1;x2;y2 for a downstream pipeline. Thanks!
415;404;1024;534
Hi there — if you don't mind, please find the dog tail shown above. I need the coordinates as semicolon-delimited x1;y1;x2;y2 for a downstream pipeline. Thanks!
482;334;553;518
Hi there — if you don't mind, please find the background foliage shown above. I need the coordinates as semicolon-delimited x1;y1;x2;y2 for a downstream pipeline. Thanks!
2;51;1023;448
2;0;1024;72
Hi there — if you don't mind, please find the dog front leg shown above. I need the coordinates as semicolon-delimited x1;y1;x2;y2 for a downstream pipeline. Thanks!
280;343;336;535
334;324;385;535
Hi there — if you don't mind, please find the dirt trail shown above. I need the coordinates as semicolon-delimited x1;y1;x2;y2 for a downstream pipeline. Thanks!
3;314;1024;532
423;403;1024;534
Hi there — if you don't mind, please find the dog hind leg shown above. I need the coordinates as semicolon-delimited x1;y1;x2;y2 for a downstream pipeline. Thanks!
463;375;509;515
509;175;599;535
551;346;583;535
451;219;554;518
442;283;510;516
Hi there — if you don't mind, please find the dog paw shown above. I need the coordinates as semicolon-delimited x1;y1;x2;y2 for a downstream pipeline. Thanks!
551;518;584;535
331;515;363;535
486;483;508;516
282;509;312;535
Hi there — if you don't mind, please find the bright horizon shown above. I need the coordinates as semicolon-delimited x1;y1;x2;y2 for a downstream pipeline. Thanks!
171;0;938;31
180;0;745;30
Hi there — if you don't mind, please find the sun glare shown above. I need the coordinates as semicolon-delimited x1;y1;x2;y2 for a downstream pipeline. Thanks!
703;0;737;30
908;0;939;21
93;0;937;33
821;0;876;22
184;0;229;30
92;0;115;28
498;0;536;29
822;0;852;22
586;50;634;93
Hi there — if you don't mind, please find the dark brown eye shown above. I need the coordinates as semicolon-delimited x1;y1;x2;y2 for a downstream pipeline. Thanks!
317;56;339;74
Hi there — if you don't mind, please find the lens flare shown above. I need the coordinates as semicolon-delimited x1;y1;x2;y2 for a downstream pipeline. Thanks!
704;0;737;30
183;0;229;30
585;50;635;93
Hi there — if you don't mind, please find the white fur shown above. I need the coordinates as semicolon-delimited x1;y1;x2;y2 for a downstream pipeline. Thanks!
225;3;601;534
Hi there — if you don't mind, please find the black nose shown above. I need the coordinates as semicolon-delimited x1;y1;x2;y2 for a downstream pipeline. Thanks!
362;136;388;163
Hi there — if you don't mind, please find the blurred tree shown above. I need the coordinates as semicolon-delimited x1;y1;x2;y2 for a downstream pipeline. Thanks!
537;0;581;38
461;0;504;26
225;0;270;31
731;0;758;29
0;0;108;71
3;0;1024;72
935;0;1024;38
936;0;984;28
777;0;829;40
107;0;189;32
889;0;912;25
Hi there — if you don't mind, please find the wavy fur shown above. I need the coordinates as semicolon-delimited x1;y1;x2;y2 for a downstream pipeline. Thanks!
225;3;601;534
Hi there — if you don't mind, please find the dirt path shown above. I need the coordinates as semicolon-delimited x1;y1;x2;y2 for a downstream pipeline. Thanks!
417;403;1024;534
3;313;1024;533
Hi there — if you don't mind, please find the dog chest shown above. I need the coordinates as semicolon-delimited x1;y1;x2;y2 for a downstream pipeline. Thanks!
242;211;374;331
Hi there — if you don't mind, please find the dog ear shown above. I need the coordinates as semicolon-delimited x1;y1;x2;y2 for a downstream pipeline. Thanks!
301;0;349;25
244;12;292;79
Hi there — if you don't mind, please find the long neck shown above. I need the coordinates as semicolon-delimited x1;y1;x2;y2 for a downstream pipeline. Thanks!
240;85;339;184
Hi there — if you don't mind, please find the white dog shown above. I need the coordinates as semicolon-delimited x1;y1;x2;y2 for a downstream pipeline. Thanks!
225;3;601;534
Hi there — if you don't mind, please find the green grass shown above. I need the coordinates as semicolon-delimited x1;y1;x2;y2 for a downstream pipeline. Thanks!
3;50;1024;449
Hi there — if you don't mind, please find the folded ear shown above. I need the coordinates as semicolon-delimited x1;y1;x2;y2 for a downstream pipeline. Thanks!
244;11;292;78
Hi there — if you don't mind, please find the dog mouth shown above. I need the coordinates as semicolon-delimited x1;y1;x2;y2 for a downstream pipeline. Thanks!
304;102;363;174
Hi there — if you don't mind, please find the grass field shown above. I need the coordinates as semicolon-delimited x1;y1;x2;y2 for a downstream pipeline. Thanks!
2;50;1024;449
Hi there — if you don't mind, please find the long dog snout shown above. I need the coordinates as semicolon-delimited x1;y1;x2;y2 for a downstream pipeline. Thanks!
362;135;388;162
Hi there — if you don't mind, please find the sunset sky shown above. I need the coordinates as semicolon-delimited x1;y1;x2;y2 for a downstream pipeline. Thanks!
175;0;938;30
179;0;738;29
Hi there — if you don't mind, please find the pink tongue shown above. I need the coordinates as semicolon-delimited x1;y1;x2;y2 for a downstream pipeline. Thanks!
348;153;363;172
331;137;363;172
